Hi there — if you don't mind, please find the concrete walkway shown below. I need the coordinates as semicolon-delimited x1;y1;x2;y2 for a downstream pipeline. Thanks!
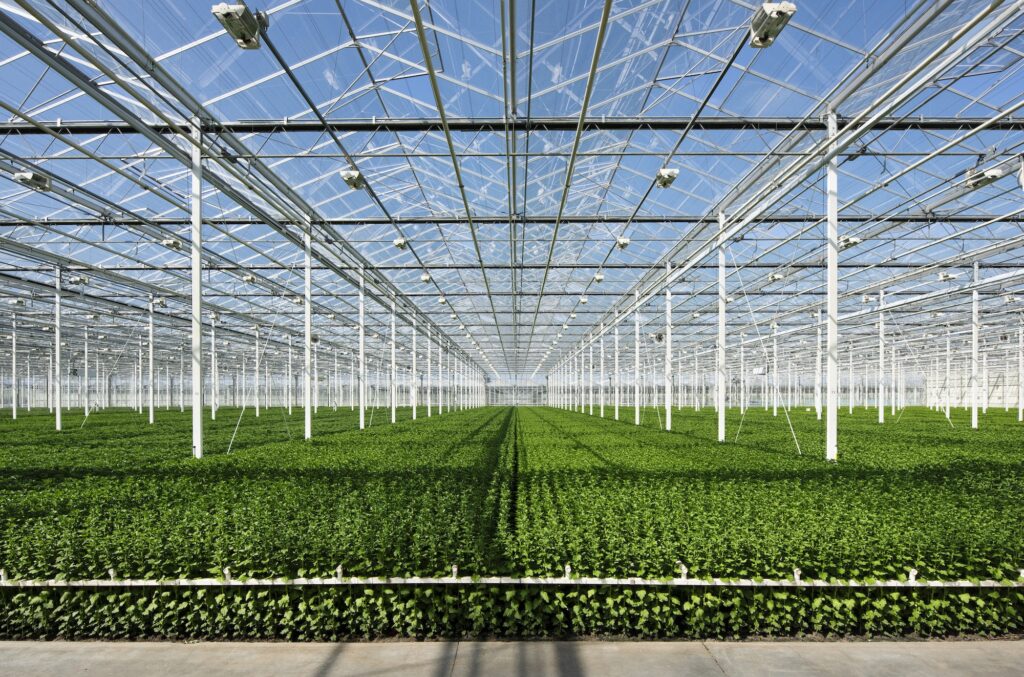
1;640;1022;676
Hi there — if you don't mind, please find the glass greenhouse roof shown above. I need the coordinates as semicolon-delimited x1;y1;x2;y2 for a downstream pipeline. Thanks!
0;0;1022;381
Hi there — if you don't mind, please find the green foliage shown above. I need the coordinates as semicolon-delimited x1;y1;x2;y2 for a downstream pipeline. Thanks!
2;586;1021;640
1;404;1023;638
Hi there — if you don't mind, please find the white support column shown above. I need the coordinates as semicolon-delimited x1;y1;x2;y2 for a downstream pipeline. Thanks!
10;314;15;420
254;326;261;417
716;218;726;442
694;350;699;411
599;324;605;418
390;298;397;424
588;341;594;415
945;328;951;419
971;262;979;429
358;267;366;430
878;289;885;424
825;110;839;461
437;340;442;415
772;326;778;417
634;290;640;425
54;268;62;431
148;297;155;424
189;123;204;457
304;221;313;439
84;326;89;417
287;334;293;415
427;332;432;417
137;338;143;414
178;344;184;413
412;319;418;420
740;338;746;414
1017;318;1022;422
614;321;620;420
665;262;673;432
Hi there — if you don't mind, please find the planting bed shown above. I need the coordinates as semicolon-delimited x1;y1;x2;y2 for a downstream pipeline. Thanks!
1;405;1022;638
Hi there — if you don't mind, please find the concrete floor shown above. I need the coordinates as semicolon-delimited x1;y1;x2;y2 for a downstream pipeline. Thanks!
0;640;1022;676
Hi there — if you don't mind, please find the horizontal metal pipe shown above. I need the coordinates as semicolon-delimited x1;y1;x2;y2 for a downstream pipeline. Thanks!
1;116;1021;135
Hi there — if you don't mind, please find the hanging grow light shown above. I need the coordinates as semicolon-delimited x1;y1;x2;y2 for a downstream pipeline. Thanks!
964;166;1004;190
749;2;796;48
654;168;678;188
13;171;52;191
339;169;366;189
211;2;268;50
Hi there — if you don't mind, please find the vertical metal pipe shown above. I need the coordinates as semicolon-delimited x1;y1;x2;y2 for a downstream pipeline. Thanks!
358;267;366;430
304;221;313;439
634;290;640;426
412;319;418;420
55;268;62;431
716;221;726;442
390;298;397;424
190;122;203;457
614;322;620;420
826;110;839;461
666;262;673;432
971;262;979;429
878;289;885;424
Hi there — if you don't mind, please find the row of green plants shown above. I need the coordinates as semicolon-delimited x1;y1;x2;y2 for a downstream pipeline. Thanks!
3;586;1021;639
508;407;1024;582
1;407;511;580
2;404;1023;637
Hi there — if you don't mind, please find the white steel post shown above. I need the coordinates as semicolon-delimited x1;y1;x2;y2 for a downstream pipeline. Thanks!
84;326;89;416
945;328;951;419
588;341;594;415
878;289;885;424
634;290;640;426
825;110;839;461
614;321;620;420
210;316;217;421
772;327;778;417
599;324;605;418
666;262;673;432
148;297;154;424
55;268;62;431
427;332;432;417
137;338;143;414
412;319;418;420
189;121;203;457
179;344;184;413
10;314;15;420
716;218;726;442
740;339;746;414
1017;318;1022;422
390;298;396;424
304;221;313;439
254;326;260;417
358;267;366;430
287;334;293;415
971;262;979;429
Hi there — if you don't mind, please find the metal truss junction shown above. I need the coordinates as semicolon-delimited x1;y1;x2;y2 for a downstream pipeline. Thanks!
0;0;1022;458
